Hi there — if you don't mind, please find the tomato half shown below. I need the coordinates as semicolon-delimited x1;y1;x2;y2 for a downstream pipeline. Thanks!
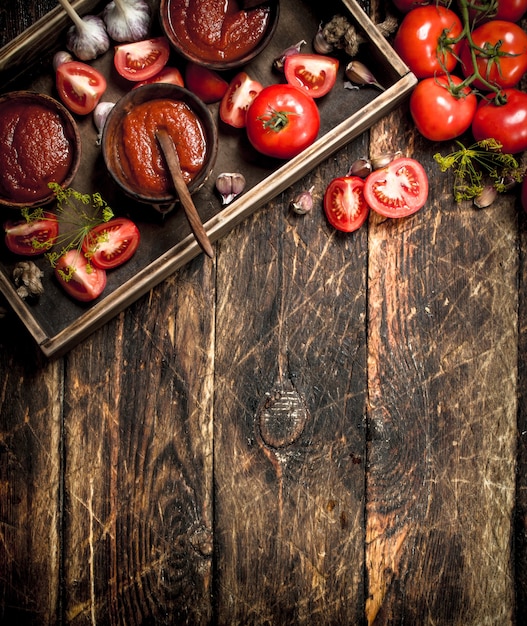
323;176;369;232
56;61;107;115
185;62;228;103
471;88;527;153
246;85;320;159
81;217;140;270
410;75;477;141
54;250;107;302
393;6;463;78
364;157;429;218
114;37;170;82
219;72;263;128
4;211;59;256
133;67;184;89
284;54;339;98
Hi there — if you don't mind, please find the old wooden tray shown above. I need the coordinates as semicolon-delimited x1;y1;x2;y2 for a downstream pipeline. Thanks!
0;0;416;357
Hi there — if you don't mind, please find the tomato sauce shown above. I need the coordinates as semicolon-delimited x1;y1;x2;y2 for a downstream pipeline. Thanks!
117;98;207;196
167;0;272;63
0;101;73;203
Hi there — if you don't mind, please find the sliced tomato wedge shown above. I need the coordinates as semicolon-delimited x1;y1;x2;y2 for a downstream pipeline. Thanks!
364;157;428;218
56;61;107;115
4;211;59;256
219;71;263;128
185;62;228;103
133;66;184;89
323;176;369;232
54;249;107;302
284;54;339;98
82;217;140;270
114;37;170;82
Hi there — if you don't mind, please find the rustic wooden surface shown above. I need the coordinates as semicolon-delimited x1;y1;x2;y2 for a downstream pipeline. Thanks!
0;1;525;624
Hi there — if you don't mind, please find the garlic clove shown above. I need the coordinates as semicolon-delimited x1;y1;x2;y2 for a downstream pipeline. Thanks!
345;60;385;91
93;101;115;145
348;157;372;178
215;173;246;205
273;40;306;73
103;0;151;43
313;21;334;55
53;50;73;71
474;185;498;209
290;186;314;215
370;151;401;170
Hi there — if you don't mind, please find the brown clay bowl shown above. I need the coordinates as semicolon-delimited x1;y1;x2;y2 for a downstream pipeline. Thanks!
102;83;218;211
0;91;81;209
159;0;279;71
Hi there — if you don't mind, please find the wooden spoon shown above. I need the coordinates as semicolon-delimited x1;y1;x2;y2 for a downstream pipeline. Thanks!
156;128;214;259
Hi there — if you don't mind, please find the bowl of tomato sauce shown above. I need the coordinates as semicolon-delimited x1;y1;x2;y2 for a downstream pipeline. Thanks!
159;0;279;70
102;83;218;210
0;91;81;209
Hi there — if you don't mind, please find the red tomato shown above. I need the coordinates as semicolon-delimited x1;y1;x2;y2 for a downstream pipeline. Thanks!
219;72;263;128
284;54;339;98
393;6;463;78
364;157;429;218
323;176;369;232
82;218;140;270
410;75;477;141
468;0;527;23
54;250;107;302
185;62;228;103
4;211;59;256
393;0;445;12
114;37;170;82
471;88;527;153
56;61;107;115
246;85;320;159
133;67;184;89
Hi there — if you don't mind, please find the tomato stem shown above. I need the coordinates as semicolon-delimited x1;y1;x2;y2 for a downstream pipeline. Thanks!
259;108;297;132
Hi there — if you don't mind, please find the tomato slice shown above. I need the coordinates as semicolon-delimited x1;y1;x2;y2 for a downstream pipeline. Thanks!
323;176;369;232
284;54;339;98
219;71;263;128
114;37;170;82
133;67;184;89
56;61;107;115
185;62;229;104
54;250;107;302
81;217;140;270
4;211;59;256
364;157;429;218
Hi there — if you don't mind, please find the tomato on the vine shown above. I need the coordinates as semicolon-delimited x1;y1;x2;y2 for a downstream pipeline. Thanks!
114;37;170;82
363;157;428;218
82;217;140;270
245;84;320;159
468;0;527;23
410;75;477;141
56;61;107;115
460;20;527;90
323;176;369;232
54;250;107;302
471;88;527;154
284;54;339;99
219;72;263;128
393;6;463;78
185;62;228;103
4;211;59;256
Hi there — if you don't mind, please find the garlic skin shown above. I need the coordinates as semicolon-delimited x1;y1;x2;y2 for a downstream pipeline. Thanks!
215;173;246;205
65;15;110;61
13;261;45;299
345;60;385;91
93;102;115;145
103;0;151;43
290;186;314;215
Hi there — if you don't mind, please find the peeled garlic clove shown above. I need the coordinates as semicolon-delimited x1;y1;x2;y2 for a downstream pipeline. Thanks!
216;173;246;205
273;40;306;73
290;186;314;215
345;60;385;91
348;157;372;178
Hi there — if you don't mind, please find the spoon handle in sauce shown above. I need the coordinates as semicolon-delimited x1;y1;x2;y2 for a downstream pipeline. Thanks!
156;128;214;259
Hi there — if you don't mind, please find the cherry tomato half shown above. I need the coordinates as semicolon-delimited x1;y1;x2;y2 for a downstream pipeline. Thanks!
284;54;339;98
219;72;263;128
82;217;140;270
364;157;429;218
323;176;369;232
114;37;170;82
185;62;228;104
133;67;184;89
54;250;107;302
4;211;59;256
56;61;107;115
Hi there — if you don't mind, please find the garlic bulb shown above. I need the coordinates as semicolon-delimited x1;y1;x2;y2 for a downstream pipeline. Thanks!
103;0;151;43
58;0;110;61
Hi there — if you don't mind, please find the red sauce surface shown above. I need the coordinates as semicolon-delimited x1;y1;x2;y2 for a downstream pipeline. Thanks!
117;98;207;197
168;0;271;63
0;101;73;203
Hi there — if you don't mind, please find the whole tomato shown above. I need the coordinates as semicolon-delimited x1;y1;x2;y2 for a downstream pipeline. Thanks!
410;75;477;141
460;20;527;90
471;89;527;154
466;0;527;23
393;6;463;78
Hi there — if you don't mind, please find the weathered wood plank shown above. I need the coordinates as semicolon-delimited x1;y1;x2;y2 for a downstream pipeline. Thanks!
61;259;215;624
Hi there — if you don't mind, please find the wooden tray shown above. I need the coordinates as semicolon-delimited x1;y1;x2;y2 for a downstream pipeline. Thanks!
0;0;416;357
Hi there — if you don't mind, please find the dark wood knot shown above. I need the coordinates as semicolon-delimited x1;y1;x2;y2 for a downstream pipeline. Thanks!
256;380;308;449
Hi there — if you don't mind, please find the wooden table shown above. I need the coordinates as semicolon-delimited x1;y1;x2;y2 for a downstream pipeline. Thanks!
1;1;526;624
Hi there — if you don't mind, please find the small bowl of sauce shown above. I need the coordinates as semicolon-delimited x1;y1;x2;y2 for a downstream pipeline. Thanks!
159;0;279;70
0;91;81;209
102;83;218;211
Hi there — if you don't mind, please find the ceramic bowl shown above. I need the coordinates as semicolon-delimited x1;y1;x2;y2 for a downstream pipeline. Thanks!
0;91;81;209
102;83;218;211
159;0;280;71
